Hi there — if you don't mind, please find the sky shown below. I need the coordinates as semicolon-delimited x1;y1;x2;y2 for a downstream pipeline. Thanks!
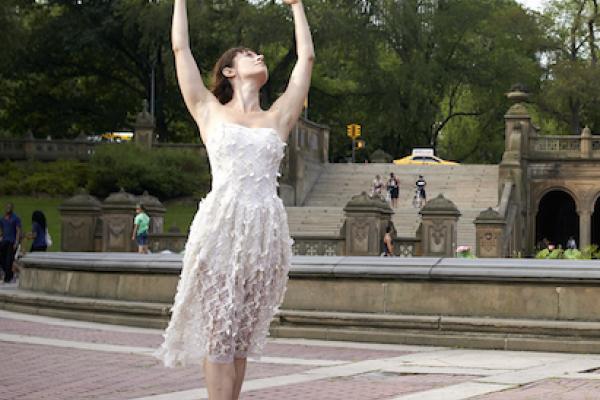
516;0;548;12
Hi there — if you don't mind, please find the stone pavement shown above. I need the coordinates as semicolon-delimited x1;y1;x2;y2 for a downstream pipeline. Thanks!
2;298;600;399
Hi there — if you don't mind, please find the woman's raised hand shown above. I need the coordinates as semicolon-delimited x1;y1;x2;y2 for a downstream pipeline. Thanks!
282;0;300;5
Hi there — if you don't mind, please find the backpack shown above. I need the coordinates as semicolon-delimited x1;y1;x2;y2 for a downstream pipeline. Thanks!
45;228;53;247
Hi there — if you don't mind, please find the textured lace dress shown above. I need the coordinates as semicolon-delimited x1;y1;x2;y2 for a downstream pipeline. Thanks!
154;122;293;367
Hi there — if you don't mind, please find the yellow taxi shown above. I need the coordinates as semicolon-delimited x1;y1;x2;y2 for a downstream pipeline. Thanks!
393;148;458;165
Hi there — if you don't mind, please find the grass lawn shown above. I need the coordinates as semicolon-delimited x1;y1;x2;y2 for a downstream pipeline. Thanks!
162;199;197;233
0;196;198;251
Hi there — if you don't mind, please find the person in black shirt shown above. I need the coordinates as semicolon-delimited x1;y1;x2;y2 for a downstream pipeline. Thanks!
387;173;400;208
416;175;427;203
0;203;22;283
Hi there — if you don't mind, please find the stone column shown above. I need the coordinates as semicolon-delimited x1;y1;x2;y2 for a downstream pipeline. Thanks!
23;131;36;160
499;84;532;255
134;100;155;149
474;208;506;258
137;190;166;233
343;192;394;256
579;209;592;249
581;126;592;159
59;189;102;251
419;194;461;257
102;188;138;252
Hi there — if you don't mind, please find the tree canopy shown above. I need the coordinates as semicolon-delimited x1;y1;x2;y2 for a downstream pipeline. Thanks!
0;0;597;163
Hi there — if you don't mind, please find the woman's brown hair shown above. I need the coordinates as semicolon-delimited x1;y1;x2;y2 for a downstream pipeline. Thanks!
211;47;253;105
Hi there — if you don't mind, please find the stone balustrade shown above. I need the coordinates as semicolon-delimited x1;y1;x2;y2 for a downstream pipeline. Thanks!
0;136;205;162
528;128;600;159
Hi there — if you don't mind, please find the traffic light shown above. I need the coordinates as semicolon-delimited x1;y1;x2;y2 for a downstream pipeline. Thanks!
346;124;362;139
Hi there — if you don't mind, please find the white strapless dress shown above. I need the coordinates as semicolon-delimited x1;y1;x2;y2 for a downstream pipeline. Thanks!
154;122;293;367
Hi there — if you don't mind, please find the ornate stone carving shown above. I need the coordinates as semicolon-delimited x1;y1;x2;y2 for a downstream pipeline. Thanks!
420;194;460;257
343;192;394;256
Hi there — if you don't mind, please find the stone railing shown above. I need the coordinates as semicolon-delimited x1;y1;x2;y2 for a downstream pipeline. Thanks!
146;233;420;257
292;235;344;256
0;139;27;159
152;143;205;156
499;182;521;257
0;137;99;161
0;136;205;162
392;237;420;257
148;233;187;254
528;129;600;159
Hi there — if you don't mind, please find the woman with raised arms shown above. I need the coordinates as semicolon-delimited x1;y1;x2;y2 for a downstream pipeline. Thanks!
154;1;314;399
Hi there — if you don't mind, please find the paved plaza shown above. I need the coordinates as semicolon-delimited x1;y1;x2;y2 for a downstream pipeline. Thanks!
1;285;600;399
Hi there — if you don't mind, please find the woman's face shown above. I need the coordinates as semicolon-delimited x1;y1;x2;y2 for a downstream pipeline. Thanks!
231;50;268;86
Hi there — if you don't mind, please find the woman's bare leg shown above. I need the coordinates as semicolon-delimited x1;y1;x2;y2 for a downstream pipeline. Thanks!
232;357;247;399
203;358;236;400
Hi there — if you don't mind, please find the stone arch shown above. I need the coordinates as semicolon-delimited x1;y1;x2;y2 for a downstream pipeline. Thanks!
534;186;582;215
591;192;600;246
535;189;579;249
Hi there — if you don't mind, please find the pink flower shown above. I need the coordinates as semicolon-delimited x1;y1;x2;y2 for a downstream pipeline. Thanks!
456;245;471;253
548;244;555;251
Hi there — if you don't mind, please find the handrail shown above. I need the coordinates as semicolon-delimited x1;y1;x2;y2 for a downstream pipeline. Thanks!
496;181;518;257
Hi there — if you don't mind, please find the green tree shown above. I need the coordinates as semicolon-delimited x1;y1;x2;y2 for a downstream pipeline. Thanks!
537;0;600;133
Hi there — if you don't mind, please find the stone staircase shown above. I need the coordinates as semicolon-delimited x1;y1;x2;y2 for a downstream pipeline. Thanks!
286;163;499;250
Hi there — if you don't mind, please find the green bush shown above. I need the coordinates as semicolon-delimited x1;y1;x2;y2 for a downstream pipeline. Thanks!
535;245;600;260
535;248;550;259
0;160;87;196
87;144;210;200
563;249;582;259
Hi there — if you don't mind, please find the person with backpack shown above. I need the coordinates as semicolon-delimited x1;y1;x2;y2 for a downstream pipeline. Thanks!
26;210;50;252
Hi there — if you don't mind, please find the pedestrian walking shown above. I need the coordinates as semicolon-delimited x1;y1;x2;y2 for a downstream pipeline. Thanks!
382;225;394;257
387;172;400;208
0;203;21;283
131;204;150;254
413;175;427;208
371;174;384;198
26;210;49;252
154;1;314;399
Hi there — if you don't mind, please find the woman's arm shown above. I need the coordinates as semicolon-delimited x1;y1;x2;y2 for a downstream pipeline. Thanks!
271;0;315;136
172;0;217;123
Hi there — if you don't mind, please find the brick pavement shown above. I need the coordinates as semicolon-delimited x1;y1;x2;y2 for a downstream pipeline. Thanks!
473;378;600;400
240;373;475;399
2;308;600;399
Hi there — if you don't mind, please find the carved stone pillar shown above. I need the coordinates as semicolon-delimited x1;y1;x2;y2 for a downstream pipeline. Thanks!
59;189;102;251
474;208;506;258
419;194;461;257
343;192;394;256
581;126;592;159
499;84;532;254
134;99;155;149
579;209;592;249
137;191;166;234
102;188;138;252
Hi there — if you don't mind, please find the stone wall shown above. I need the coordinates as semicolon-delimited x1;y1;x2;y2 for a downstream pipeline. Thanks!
279;118;330;206
10;253;600;352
